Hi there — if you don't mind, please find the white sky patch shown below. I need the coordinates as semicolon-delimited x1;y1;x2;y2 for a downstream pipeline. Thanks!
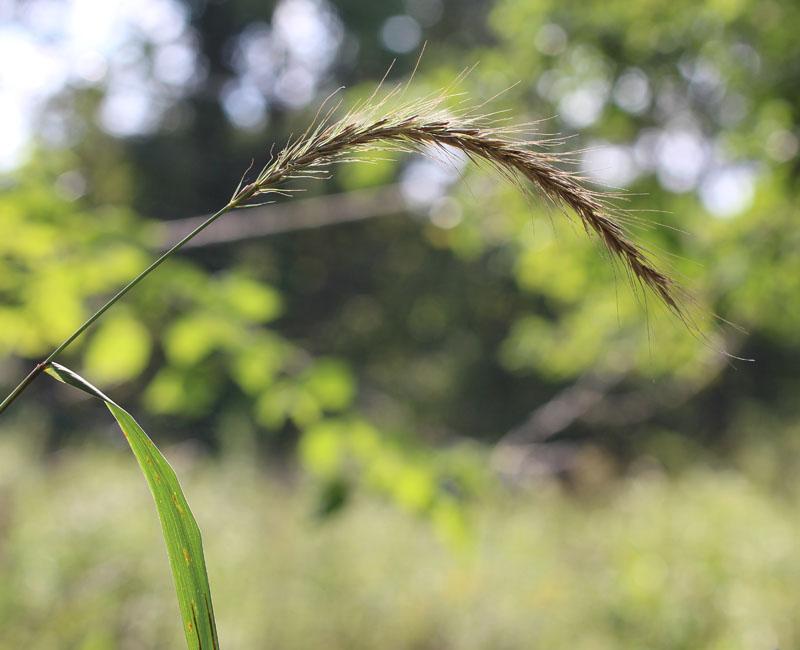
581;142;638;187
229;0;343;112
558;79;609;128
154;38;200;87
0;25;68;170
380;15;422;54
274;66;316;107
400;146;467;210
655;127;709;193
613;68;651;115
700;165;757;218
221;79;269;130
0;0;195;170
65;0;122;51
0;102;29;172
680;56;725;103
99;87;161;138
0;25;70;96
73;50;109;84
632;128;661;172
273;0;342;71
536;70;566;103
129;0;188;44
232;24;279;92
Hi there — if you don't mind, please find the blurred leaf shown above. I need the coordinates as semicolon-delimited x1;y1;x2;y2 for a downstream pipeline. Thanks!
218;273;283;323
44;363;219;650
302;358;356;411
144;367;221;417
83;310;152;384
299;419;345;477
228;335;287;395
164;313;229;367
393;465;436;512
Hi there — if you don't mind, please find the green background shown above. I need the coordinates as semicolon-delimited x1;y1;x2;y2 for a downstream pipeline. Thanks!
1;0;799;647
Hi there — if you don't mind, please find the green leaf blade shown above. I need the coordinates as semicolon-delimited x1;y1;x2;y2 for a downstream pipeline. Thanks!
45;363;219;650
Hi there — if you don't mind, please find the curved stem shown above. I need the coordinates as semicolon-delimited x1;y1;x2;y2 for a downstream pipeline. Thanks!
0;185;258;416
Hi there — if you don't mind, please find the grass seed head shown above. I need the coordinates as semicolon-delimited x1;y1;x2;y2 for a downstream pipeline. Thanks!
238;81;691;323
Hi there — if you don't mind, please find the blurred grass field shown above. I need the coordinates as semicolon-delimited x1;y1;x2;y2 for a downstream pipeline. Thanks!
1;429;797;650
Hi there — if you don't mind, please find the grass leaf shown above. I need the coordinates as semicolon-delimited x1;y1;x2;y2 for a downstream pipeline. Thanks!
44;362;220;650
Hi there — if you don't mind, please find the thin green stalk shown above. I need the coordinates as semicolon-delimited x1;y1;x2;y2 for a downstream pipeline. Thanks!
0;184;257;417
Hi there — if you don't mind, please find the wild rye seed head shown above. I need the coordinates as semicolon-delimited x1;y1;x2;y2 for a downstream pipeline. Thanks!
234;84;690;322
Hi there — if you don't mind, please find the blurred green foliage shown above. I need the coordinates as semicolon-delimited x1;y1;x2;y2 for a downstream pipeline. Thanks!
1;431;799;649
